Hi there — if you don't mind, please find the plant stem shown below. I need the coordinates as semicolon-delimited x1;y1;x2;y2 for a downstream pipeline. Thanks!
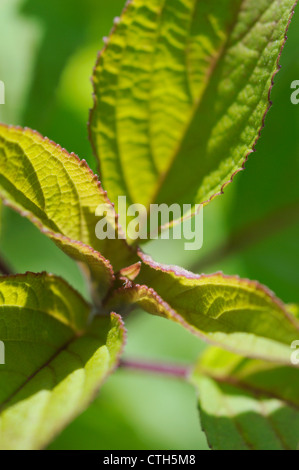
120;359;191;379
0;255;12;276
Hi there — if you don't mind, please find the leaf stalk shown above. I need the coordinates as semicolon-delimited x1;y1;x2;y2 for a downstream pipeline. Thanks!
119;359;191;380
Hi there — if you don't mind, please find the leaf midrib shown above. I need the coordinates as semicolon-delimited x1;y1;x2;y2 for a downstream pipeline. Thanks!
0;333;79;414
149;0;247;207
197;367;299;412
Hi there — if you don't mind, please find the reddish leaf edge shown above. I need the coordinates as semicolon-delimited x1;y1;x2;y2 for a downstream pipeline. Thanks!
0;124;138;279
0;273;128;411
88;0;298;214
0;194;115;288
108;281;299;364
88;0;134;177
42;311;127;450
104;251;299;363
138;252;296;321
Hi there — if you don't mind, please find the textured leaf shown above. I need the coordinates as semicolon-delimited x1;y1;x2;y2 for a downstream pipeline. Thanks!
0;125;138;285
108;254;299;364
192;347;299;450
192;9;299;304
0;273;126;450
89;0;296;229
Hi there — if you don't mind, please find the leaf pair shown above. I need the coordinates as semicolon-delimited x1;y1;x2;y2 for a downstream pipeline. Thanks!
0;0;297;451
1;258;298;449
0;126;132;449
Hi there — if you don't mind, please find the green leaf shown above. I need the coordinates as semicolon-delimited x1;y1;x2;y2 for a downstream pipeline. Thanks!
109;254;299;364
192;9;299;304
0;272;126;450
192;347;299;450
89;0;296;229
0;125;138;284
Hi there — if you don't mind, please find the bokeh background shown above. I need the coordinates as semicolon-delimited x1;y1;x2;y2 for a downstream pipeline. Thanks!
0;0;298;450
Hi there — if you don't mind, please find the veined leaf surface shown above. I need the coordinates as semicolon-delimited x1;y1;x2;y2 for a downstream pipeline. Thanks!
0;125;137;279
191;16;299;302
108;254;299;364
0;273;126;450
90;0;296;228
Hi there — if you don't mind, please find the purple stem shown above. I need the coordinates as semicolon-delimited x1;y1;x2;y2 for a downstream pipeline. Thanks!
120;359;190;379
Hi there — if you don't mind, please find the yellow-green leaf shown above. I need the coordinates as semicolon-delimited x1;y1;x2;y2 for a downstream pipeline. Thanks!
192;347;299;450
0;273;126;450
90;0;296;229
109;254;299;364
0;125;138;283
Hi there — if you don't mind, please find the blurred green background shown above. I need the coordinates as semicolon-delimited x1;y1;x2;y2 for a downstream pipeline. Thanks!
0;0;298;450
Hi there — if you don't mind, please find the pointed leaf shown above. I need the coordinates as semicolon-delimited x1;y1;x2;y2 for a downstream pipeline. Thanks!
0;273;126;450
108;254;299;364
0;125;138;282
89;0;296;229
192;14;299;303
195;346;299;408
192;347;299;450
